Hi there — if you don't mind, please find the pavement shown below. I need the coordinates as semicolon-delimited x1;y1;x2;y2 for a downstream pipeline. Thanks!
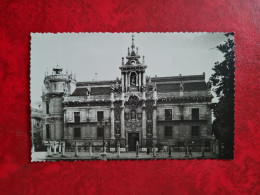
31;151;218;161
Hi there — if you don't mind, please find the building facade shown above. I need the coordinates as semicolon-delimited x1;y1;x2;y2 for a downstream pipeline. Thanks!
42;36;213;152
31;106;43;151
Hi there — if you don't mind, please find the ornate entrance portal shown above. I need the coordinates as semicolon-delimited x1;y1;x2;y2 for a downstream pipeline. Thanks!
128;133;139;151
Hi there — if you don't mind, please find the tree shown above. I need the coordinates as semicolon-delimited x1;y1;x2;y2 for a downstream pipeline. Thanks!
210;33;235;159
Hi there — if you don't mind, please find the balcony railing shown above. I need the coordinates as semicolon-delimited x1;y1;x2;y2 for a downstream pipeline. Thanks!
64;118;110;125
46;74;76;81
159;114;210;121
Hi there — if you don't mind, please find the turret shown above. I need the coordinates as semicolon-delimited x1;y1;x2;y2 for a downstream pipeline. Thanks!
42;65;76;141
43;65;76;95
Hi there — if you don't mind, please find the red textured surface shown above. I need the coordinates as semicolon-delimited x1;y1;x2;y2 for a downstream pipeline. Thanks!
0;0;260;194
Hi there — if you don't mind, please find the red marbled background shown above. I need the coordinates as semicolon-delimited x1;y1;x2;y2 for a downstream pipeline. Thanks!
0;0;259;194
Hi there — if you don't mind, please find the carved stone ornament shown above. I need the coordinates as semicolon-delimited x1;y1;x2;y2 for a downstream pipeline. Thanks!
141;85;146;92
127;95;139;109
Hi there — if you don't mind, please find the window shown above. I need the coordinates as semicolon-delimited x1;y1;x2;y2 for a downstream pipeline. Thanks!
165;109;172;120
191;126;200;136
46;124;50;139
46;102;49;114
74;128;81;138
165;126;172;137
97;127;104;138
192;108;199;120
97;111;104;121
74;112;80;123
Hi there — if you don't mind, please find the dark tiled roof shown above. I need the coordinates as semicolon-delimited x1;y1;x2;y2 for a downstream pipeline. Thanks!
91;87;111;95
71;88;88;96
71;87;111;96
157;82;207;92
151;74;205;82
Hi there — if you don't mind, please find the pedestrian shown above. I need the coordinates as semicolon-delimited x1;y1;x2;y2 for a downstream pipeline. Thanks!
188;146;193;157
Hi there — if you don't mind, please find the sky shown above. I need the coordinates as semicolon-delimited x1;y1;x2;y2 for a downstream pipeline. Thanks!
30;32;230;105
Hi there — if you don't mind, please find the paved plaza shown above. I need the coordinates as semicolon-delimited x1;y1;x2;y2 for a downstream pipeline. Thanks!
32;151;218;161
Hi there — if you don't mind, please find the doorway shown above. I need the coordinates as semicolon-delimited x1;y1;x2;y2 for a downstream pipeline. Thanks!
128;133;139;151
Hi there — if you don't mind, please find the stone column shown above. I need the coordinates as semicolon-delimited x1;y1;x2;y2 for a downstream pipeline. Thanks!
153;141;157;157
53;142;57;154
59;140;62;153
121;73;124;92
143;72;146;85
110;107;115;139
117;141;120;157
152;107;157;138
47;144;52;157
104;142;107;154
74;142;78;157
168;141;172;157
142;107;146;139
120;105;125;138
62;141;65;157
129;73;131;88
127;73;129;91
138;72;141;91
136;141;139;157
89;142;93;157
142;91;146;100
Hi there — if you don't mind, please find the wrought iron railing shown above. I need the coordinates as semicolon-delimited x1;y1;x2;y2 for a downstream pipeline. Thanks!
159;114;210;121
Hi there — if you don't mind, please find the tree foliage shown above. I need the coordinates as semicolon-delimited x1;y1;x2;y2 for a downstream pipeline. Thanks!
210;33;235;159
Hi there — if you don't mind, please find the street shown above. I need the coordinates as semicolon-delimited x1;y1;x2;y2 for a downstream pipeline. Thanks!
31;151;218;161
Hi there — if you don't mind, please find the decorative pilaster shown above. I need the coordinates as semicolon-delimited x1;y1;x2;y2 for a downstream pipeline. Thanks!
143;72;146;85
152;107;157;138
128;73;130;89
110;106;115;139
120;103;125;138
138;72;141;91
142;105;146;139
121;74;124;92
126;73;129;91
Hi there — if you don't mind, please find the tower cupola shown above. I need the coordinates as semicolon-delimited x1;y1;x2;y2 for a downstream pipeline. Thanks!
53;64;63;74
119;35;147;92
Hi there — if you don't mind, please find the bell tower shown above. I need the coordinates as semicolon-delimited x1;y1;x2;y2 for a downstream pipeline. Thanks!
42;65;76;141
119;35;147;93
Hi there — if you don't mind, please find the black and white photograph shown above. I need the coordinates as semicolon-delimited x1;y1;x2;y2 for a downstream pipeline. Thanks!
30;33;234;161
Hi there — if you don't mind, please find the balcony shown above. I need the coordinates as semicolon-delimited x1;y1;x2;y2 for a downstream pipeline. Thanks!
158;114;210;122
46;74;76;82
64;118;110;125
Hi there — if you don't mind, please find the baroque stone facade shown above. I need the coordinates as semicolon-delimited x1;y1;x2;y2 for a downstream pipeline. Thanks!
42;36;213;152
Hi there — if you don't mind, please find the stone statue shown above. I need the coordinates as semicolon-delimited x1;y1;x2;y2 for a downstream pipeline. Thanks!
180;82;184;91
152;84;157;91
86;86;91;96
110;84;115;93
141;85;146;92
131;110;136;119
131;76;136;86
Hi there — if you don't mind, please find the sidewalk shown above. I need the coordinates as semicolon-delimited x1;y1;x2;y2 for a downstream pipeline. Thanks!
32;151;218;161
